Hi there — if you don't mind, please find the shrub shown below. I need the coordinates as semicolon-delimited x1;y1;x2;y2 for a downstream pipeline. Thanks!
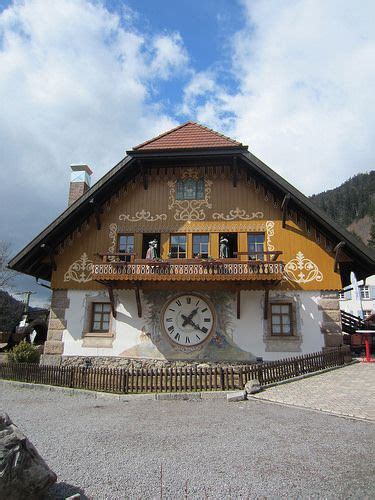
7;340;40;364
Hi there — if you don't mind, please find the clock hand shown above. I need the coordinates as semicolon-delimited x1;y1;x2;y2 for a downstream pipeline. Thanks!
182;308;198;327
186;318;205;333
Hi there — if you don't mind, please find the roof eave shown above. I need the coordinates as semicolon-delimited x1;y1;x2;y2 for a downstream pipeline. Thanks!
241;150;375;268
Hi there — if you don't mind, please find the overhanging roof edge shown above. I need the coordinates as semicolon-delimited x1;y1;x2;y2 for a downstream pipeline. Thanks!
8;154;134;271
240;150;375;266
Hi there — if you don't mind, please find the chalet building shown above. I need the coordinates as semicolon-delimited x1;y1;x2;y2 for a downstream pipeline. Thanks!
9;122;375;366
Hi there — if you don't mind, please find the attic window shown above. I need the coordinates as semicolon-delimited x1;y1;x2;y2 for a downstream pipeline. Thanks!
176;179;204;200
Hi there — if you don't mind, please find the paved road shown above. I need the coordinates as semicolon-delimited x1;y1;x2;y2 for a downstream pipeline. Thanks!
252;362;375;421
1;383;374;499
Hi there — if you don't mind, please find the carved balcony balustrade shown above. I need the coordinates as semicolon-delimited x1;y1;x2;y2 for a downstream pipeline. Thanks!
92;252;284;283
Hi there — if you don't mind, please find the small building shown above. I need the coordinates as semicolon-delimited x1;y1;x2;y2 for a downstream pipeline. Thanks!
339;275;375;318
9;122;375;366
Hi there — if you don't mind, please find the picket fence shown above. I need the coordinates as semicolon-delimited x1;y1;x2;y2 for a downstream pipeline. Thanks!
0;348;347;394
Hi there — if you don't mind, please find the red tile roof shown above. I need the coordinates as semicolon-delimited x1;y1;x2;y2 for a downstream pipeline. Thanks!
133;121;245;151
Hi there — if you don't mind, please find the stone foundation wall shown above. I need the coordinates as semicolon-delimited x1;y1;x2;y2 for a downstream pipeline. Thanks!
319;291;343;348
61;356;261;369
41;290;69;366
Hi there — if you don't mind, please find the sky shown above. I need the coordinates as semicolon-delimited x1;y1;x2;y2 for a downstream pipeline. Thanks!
1;0;375;306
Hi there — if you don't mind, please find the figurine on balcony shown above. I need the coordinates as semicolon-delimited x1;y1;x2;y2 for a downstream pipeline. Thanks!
146;239;158;259
219;237;229;258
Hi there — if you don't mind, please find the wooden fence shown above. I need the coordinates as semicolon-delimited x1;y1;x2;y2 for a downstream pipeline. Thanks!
0;348;347;394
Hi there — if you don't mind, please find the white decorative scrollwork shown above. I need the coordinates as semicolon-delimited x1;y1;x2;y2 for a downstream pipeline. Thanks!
168;178;212;221
108;223;118;254
64;253;94;283
119;210;167;222
284;251;323;284
212;209;264;221
265;221;275;251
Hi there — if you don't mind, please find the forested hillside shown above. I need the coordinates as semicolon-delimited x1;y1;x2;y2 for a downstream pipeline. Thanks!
310;171;375;245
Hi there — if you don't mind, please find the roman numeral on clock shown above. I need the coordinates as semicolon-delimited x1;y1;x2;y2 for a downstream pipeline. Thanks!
185;336;190;344
174;332;181;341
186;297;191;304
166;318;173;322
168;325;174;333
204;318;211;322
176;299;182;306
202;327;208;334
201;308;208;313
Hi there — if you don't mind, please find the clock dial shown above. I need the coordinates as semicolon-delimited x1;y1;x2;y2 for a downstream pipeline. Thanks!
162;294;215;347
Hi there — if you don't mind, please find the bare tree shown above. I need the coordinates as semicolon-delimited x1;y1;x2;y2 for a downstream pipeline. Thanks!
0;241;17;289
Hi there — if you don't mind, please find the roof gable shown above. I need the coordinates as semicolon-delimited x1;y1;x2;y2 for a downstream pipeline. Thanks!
8;122;375;286
133;122;246;151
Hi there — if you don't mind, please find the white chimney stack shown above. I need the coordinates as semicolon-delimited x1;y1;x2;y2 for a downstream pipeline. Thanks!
68;164;92;206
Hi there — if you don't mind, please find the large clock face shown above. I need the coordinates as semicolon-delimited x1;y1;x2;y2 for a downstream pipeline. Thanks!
161;294;215;347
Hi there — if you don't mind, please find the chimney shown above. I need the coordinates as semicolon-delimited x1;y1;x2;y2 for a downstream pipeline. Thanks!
68;164;92;206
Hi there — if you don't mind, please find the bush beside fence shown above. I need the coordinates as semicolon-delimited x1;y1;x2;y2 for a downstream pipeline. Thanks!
0;348;347;394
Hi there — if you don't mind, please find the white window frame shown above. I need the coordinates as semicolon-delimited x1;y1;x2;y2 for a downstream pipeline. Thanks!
361;286;370;300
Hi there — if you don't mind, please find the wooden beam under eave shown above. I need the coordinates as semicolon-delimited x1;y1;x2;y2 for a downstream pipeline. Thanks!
89;198;103;230
333;241;346;273
263;289;269;320
281;193;290;228
108;286;117;319
138;160;148;190
232;156;238;188
134;285;142;318
40;243;57;271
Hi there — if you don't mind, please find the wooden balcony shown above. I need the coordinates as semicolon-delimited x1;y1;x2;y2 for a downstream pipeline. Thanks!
92;252;284;283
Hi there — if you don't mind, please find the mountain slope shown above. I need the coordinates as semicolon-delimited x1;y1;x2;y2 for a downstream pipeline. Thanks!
310;171;375;244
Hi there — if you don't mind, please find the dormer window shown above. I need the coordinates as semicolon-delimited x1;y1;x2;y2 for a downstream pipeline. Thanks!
176;178;205;200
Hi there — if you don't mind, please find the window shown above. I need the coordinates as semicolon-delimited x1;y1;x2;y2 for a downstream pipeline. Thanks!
118;234;134;262
248;233;265;260
193;234;209;258
338;291;345;300
170;234;186;258
118;234;134;254
271;304;292;335
361;286;370;299
176;179;204;200
91;303;111;333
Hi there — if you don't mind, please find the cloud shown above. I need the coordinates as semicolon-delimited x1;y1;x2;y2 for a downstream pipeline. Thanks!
0;0;188;251
182;0;375;195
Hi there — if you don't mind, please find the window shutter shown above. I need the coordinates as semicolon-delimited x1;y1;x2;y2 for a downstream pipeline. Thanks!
370;286;375;299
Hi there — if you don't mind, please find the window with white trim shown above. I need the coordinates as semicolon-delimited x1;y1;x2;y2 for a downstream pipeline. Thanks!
361;286;370;299
270;303;293;335
91;303;111;333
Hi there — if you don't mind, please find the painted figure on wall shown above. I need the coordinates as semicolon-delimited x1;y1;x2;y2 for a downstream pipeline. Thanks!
219;237;229;258
146;239;158;259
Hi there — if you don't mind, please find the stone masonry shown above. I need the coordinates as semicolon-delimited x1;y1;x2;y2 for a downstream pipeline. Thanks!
319;291;343;349
41;290;69;365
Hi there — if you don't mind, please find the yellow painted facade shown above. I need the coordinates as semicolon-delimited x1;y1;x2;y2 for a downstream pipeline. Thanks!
52;166;342;291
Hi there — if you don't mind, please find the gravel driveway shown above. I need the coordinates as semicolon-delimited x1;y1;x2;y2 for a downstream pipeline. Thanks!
1;384;374;499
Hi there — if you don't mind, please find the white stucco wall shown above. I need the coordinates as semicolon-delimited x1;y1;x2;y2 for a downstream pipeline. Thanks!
63;289;146;357
62;288;325;361
234;290;324;361
339;274;375;317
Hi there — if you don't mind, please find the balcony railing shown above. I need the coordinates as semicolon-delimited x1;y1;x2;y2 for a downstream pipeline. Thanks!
92;252;284;282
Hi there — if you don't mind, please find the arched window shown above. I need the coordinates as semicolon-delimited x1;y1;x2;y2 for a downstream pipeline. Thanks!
176;178;205;200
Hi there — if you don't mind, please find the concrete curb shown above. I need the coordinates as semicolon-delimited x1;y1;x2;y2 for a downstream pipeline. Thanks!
0;379;236;401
